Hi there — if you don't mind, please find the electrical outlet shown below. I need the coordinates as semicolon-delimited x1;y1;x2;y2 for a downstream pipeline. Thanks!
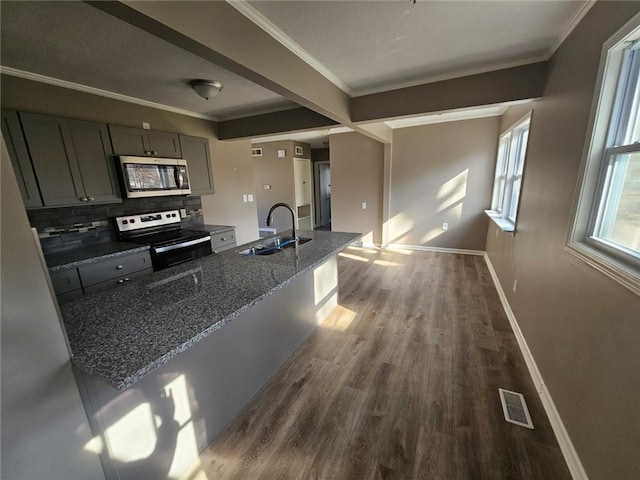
248;194;254;202
142;122;151;130
442;222;448;230
362;202;367;209
513;280;518;293
243;194;248;203
263;184;271;190
179;208;187;218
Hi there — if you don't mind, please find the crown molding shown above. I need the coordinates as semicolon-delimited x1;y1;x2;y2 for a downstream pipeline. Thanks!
0;66;219;122
227;0;354;96
548;0;596;57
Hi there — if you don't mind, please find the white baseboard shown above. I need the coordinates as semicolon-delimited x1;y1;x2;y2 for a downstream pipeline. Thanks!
386;243;485;256
483;253;588;480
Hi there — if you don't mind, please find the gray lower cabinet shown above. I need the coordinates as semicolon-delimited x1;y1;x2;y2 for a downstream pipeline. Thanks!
209;227;236;252
19;112;121;207
49;268;83;302
179;134;215;195
1;109;43;207
50;250;152;302
109;125;182;158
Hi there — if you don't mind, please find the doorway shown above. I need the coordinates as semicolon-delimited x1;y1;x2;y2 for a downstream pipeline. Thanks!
314;161;331;230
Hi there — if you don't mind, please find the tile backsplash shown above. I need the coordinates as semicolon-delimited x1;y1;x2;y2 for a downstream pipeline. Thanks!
30;196;203;255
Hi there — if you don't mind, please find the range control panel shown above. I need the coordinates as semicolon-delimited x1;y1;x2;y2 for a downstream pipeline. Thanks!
116;210;181;233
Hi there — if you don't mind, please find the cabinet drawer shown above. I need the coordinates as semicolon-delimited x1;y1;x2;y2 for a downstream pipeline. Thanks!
50;269;81;295
83;269;153;294
210;230;235;249
78;251;151;287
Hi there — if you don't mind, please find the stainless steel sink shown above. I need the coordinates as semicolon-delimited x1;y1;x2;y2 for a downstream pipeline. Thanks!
238;236;312;256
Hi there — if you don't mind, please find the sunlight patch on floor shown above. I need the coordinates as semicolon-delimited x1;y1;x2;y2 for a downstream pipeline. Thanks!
320;305;358;332
373;259;402;268
338;252;370;262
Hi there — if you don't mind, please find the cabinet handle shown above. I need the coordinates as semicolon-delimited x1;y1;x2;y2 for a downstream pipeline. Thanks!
221;237;226;241
117;277;130;284
152;151;158;156
79;196;88;202
116;265;123;270
88;197;95;201
144;150;151;155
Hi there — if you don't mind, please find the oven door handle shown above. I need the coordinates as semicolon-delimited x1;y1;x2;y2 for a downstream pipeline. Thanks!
153;235;211;254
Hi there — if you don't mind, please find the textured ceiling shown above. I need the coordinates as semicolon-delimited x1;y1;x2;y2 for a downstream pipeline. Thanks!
0;1;295;120
247;0;585;95
0;1;588;124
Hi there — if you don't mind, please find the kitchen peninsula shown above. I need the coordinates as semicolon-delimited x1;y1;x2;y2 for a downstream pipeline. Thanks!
61;229;359;479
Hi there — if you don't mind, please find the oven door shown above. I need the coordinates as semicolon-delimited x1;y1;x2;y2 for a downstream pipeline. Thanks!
119;156;191;198
151;236;212;271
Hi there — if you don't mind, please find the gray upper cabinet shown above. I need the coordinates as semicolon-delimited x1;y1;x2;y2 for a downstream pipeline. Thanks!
1;109;43;207
20;112;121;207
68;120;121;204
110;125;182;158
179;134;215;195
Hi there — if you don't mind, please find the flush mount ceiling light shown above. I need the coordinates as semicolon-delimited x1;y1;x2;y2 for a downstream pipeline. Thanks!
191;80;223;100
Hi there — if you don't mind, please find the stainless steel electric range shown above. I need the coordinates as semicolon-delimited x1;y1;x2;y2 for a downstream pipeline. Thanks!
115;210;212;271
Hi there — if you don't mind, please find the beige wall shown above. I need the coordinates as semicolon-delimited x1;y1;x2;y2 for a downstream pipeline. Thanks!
330;132;384;244
205;139;259;245
389;117;499;250
0;75;259;244
485;3;640;479
252;140;311;234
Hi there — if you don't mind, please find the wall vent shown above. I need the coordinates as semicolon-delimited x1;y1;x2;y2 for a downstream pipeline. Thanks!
251;147;263;157
499;388;534;429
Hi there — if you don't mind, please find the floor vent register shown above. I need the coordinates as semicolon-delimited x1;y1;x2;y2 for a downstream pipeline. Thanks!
499;388;534;429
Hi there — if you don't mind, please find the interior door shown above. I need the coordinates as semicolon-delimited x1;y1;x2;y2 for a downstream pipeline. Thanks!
318;162;331;227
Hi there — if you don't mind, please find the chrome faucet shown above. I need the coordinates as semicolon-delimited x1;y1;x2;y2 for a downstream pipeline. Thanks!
266;202;297;244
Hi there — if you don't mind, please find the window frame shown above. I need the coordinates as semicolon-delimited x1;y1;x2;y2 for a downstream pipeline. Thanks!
566;13;640;296
486;112;532;233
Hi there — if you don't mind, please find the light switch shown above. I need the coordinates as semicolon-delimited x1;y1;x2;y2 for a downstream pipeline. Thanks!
243;194;248;203
180;208;187;218
263;184;271;190
362;202;367;209
142;122;151;130
277;149;286;158
248;194;254;202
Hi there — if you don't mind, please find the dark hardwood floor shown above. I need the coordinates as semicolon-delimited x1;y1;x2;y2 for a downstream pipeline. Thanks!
182;247;571;480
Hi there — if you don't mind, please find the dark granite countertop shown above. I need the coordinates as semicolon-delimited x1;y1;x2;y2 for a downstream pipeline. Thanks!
59;230;360;390
46;242;150;272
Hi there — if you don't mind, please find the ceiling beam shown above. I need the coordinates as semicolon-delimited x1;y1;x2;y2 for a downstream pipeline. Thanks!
351;62;548;123
87;1;351;124
218;107;338;140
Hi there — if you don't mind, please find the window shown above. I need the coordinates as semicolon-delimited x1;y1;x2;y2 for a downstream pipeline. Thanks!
486;113;532;232
567;16;640;295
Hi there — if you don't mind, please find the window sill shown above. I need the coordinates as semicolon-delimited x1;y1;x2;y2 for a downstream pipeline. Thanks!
485;210;515;232
565;241;640;296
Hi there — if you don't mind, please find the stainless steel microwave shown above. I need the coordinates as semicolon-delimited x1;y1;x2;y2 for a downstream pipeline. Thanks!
118;156;191;198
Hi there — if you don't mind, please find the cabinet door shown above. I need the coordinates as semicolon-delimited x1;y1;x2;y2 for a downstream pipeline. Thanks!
20;112;86;206
68;120;121;204
179;134;214;195
1;109;43;207
109;125;150;156
148;130;182;158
